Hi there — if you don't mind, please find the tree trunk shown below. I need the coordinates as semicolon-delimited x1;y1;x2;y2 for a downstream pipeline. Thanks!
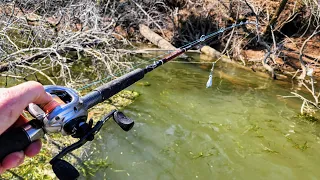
264;0;289;38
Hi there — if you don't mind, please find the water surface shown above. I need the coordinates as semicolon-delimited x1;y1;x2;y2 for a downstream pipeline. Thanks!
83;61;320;180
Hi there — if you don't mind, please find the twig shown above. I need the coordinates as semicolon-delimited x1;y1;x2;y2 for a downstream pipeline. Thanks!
290;92;318;107
16;65;56;85
130;0;165;37
222;26;235;54
0;32;20;51
298;27;320;80
0;73;26;80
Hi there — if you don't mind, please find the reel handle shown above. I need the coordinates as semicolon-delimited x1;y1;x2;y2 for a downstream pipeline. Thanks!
0;121;44;162
0;127;32;162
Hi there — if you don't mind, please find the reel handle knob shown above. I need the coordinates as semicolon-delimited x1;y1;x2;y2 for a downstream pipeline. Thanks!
52;159;80;180
113;111;134;131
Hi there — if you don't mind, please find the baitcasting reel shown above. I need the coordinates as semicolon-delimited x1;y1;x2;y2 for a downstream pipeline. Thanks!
0;85;135;180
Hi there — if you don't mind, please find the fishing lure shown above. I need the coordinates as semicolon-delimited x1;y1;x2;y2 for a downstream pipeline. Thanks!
206;62;215;88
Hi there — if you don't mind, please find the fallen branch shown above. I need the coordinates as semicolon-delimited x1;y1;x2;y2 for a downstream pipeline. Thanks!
139;24;188;58
200;46;232;63
139;24;175;50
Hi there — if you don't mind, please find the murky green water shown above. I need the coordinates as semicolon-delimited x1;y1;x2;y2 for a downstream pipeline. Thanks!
82;60;320;180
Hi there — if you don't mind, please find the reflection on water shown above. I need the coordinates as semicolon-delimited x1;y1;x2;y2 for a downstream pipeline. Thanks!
82;61;320;180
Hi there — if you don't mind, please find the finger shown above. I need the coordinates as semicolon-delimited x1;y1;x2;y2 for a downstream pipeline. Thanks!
0;81;52;134
7;81;52;105
1;151;25;170
0;166;4;174
25;140;42;158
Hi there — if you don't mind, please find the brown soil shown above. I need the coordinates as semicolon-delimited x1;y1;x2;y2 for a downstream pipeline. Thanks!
170;0;320;79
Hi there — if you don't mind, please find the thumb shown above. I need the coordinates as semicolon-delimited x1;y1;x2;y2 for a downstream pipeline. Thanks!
0;81;52;134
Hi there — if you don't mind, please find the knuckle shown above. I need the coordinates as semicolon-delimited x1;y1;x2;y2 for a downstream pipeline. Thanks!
26;81;44;91
0;88;16;108
0;89;16;125
18;81;45;98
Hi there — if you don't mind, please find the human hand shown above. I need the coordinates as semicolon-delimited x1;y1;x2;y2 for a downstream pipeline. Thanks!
0;81;52;174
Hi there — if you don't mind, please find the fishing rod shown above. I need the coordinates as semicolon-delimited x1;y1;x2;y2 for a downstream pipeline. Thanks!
0;21;253;180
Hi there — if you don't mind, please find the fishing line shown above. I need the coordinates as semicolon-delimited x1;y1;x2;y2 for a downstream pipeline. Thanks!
77;21;257;91
204;28;256;88
169;61;214;64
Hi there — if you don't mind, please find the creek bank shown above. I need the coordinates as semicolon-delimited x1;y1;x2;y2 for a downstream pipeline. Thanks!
136;22;319;81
